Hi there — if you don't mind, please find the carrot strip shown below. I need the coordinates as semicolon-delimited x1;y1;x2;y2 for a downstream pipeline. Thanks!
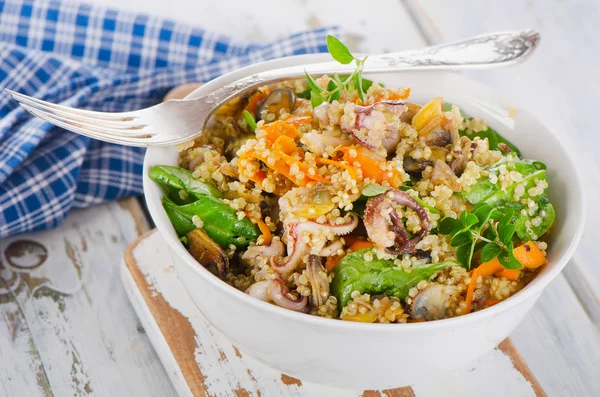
282;115;312;127
337;146;401;187
513;242;547;269
482;299;500;308
325;255;342;272
273;136;327;183
262;120;299;143
348;240;374;252
256;219;272;246
462;242;547;313
316;158;358;180
462;269;478;315
245;89;271;115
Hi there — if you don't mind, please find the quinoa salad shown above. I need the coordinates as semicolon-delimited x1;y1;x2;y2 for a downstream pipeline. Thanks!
150;36;554;323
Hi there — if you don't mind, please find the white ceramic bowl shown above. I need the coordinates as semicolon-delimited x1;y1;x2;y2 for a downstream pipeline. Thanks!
143;54;585;389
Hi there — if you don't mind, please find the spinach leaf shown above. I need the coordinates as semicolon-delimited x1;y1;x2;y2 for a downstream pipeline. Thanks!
150;165;223;199
461;158;555;240
162;196;259;249
330;248;455;308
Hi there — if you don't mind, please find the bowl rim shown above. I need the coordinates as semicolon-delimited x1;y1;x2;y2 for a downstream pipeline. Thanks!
144;53;586;331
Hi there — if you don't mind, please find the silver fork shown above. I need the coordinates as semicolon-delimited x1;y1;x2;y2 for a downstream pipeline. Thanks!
6;30;539;147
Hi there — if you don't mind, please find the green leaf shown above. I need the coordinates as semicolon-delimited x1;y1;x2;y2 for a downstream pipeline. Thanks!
456;242;476;270
330;248;455;308
305;71;322;93
498;223;516;245
362;77;376;91
451;230;473;247
243;110;257;131
481;242;503;263
310;90;324;107
353;70;365;103
296;88;311;99
150;165;222;199
497;242;522;269
464;214;479;228
361;184;389;197
326;35;355;64
327;79;340;102
439;217;461;235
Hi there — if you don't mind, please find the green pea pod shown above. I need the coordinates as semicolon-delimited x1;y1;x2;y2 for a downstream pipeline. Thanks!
150;165;223;199
331;248;455;308
162;196;259;249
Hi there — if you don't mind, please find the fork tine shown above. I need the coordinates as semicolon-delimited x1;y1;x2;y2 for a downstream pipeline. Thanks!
21;103;155;139
6;89;139;123
14;94;148;130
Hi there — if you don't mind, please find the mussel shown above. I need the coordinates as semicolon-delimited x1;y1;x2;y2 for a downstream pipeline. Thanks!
403;146;448;176
257;87;296;121
411;283;459;321
306;255;330;307
187;228;229;276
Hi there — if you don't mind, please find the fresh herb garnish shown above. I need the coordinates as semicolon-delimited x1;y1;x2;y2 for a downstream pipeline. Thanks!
305;35;369;107
243;110;257;131
361;183;390;197
439;203;521;270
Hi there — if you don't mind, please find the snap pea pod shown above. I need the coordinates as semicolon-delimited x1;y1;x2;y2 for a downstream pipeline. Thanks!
162;196;259;249
331;248;455;308
150;165;223;199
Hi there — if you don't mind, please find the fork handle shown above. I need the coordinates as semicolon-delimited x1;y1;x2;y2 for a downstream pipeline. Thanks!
199;30;539;109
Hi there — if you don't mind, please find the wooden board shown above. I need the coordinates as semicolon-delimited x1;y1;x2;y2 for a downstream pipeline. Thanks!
122;229;546;397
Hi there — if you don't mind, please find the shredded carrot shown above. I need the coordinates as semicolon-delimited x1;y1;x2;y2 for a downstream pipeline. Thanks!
273;136;328;183
462;242;547;314
337;146;401;187
316;157;358;180
245;89;271;115
513;242;547;269
326;239;374;273
325;255;342;272
262;120;299;143
482;299;500;308
371;88;411;103
495;266;521;281
282;115;312;127
256;219;272;246
462;269;478;315
348;240;374;252
238;151;267;186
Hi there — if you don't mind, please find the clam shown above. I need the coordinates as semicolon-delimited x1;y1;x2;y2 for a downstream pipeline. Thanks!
411;284;459;321
403;146;448;175
187;228;229;276
419;115;459;147
449;136;472;176
430;160;461;192
306;255;330;307
257;88;296;120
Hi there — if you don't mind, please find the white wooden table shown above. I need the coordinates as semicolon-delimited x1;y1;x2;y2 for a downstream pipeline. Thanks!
1;1;599;395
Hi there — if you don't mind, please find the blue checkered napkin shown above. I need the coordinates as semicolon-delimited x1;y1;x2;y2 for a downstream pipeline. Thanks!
0;0;335;239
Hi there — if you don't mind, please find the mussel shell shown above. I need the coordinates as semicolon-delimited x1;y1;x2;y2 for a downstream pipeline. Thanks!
187;228;229;276
257;87;296;120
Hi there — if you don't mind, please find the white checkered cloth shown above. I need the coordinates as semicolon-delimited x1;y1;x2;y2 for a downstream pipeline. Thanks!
0;0;335;238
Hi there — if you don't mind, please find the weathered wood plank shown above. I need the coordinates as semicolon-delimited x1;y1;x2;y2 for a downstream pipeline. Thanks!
0;199;177;397
405;1;600;395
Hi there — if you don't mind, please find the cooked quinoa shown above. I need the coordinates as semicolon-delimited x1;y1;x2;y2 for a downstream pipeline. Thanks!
152;74;554;324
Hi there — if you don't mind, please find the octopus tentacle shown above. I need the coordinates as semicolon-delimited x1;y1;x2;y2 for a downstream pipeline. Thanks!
246;279;308;312
272;214;359;275
364;189;430;254
343;100;408;151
